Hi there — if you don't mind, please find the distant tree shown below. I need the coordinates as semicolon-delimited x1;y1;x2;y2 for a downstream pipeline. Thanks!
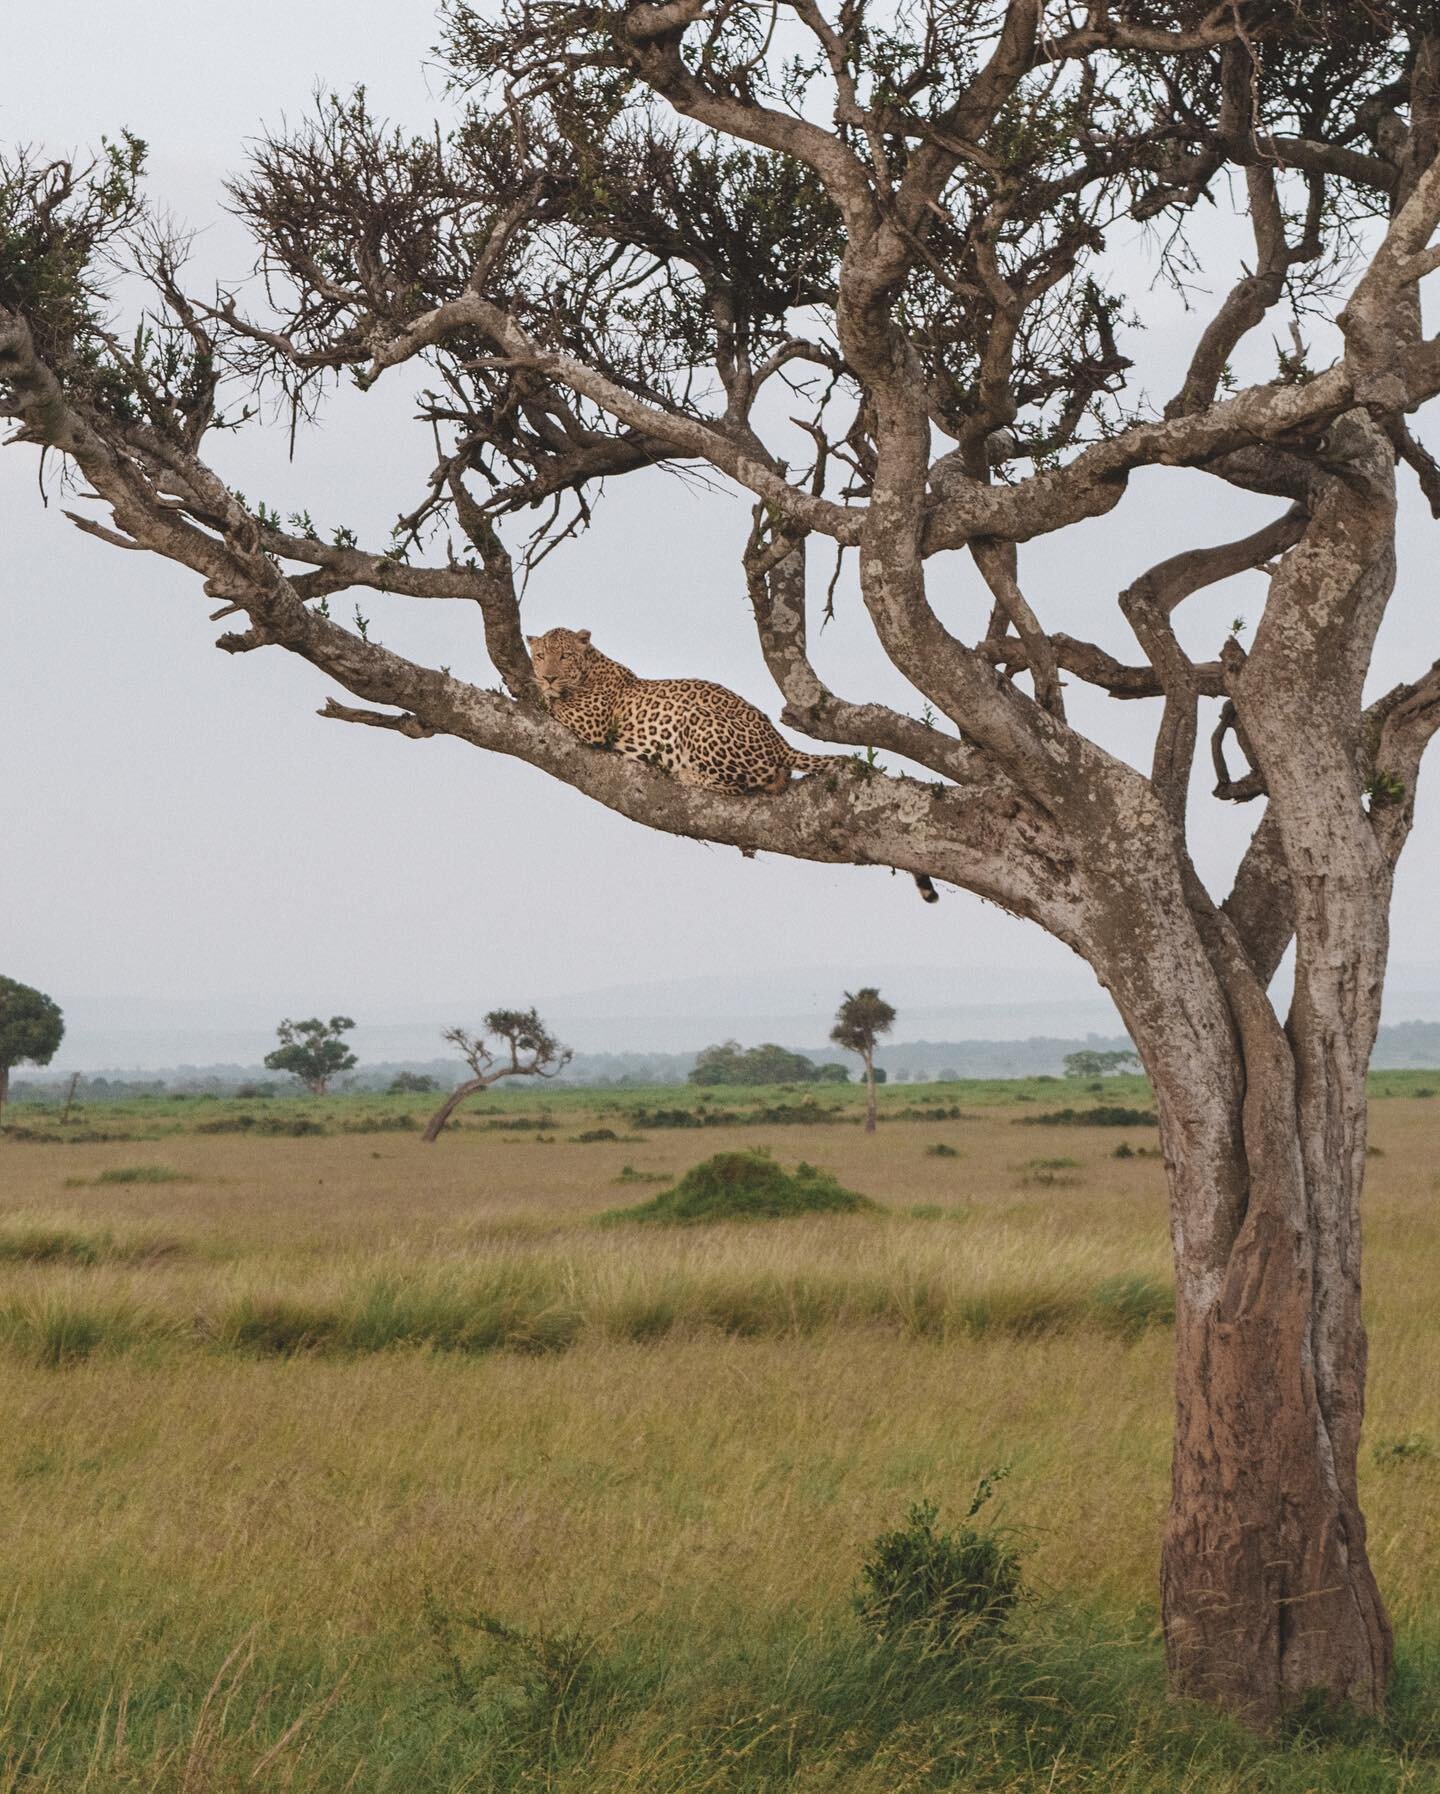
688;1040;749;1085
0;976;64;1128
1064;1049;1141;1080
831;988;897;1134
263;1016;357;1095
814;1063;850;1085
688;1041;826;1086
424;1009;572;1142
746;1043;825;1085
388;1070;440;1094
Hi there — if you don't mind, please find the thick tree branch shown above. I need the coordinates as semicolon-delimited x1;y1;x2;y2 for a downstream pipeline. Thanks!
743;525;985;782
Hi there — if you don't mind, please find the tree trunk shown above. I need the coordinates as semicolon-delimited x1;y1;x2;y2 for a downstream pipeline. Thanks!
0;1063;8;1130
1158;1023;1392;1724
423;1075;493;1143
863;1053;877;1133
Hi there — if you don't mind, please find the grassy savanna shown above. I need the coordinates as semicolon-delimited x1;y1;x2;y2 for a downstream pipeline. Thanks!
1;1077;1438;1791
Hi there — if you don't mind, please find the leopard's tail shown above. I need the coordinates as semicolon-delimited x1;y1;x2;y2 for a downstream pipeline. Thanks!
786;750;852;776
786;751;940;904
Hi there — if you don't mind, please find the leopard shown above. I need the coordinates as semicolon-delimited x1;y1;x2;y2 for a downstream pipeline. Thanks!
526;627;939;903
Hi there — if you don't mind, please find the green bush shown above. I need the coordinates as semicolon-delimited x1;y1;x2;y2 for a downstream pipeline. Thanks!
854;1484;1022;1652
195;1114;326;1137
600;1150;878;1226
92;1165;191;1184
1373;1432;1436;1465
1018;1106;1157;1128
924;1142;960;1159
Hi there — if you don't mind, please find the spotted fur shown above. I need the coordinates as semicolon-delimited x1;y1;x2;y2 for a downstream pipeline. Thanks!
527;628;939;902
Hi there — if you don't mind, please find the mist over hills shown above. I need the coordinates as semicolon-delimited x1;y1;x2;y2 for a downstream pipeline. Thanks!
22;960;1440;1086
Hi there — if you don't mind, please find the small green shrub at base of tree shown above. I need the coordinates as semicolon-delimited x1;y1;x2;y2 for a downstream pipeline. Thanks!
854;1479;1023;1654
600;1150;878;1226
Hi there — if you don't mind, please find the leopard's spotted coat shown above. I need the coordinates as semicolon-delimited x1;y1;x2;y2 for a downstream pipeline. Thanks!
527;628;939;902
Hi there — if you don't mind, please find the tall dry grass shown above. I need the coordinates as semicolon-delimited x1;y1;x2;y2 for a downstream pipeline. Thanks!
0;1095;1437;1789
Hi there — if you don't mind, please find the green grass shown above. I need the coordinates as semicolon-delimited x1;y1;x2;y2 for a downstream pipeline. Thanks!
600;1150;879;1226
69;1164;194;1186
0;1082;1437;1790
3;1598;1439;1791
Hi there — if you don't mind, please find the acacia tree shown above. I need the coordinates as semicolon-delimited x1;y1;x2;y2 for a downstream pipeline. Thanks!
3;0;1439;1726
0;976;64;1127
1063;1048;1140;1078
831;987;896;1130
263;1016;358;1095
423;1009;572;1140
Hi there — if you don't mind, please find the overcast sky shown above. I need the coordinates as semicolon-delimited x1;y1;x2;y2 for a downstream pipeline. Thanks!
3;3;1438;1059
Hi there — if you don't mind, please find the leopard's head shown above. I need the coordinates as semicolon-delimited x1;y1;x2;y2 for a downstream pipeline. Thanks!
526;627;593;702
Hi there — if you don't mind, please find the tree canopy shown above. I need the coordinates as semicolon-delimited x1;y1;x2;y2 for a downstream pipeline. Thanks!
263;1015;358;1095
690;1040;849;1084
0;976;64;1122
830;989;898;1060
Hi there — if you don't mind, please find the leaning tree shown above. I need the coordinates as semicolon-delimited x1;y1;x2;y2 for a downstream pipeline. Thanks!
423;1010;572;1140
3;0;1440;1725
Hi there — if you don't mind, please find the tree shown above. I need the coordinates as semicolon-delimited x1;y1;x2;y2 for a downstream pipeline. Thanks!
263;1016;357;1095
0;976;64;1128
3;2;1439;1724
1063;1049;1141;1079
689;1040;829;1085
690;1040;751;1084
831;988;897;1134
389;1070;440;1094
423;1009;572;1141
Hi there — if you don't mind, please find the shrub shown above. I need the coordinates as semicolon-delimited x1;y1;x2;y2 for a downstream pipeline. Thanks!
854;1482;1022;1652
92;1165;191;1184
574;1127;620;1143
924;1143;960;1159
600;1150;878;1226
1018;1106;1157;1127
339;1113;418;1134
388;1071;440;1094
612;1165;668;1185
195;1113;326;1137
1373;1432;1436;1465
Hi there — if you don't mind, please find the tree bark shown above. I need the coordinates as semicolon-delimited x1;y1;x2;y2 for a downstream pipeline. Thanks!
863;1051;877;1133
423;1077;489;1143
1159;1032;1393;1725
0;1064;8;1130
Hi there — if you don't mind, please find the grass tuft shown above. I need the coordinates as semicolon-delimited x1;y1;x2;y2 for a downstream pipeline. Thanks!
599;1150;878;1227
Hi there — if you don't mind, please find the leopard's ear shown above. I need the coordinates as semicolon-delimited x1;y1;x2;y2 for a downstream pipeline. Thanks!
525;634;537;646
576;628;592;644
